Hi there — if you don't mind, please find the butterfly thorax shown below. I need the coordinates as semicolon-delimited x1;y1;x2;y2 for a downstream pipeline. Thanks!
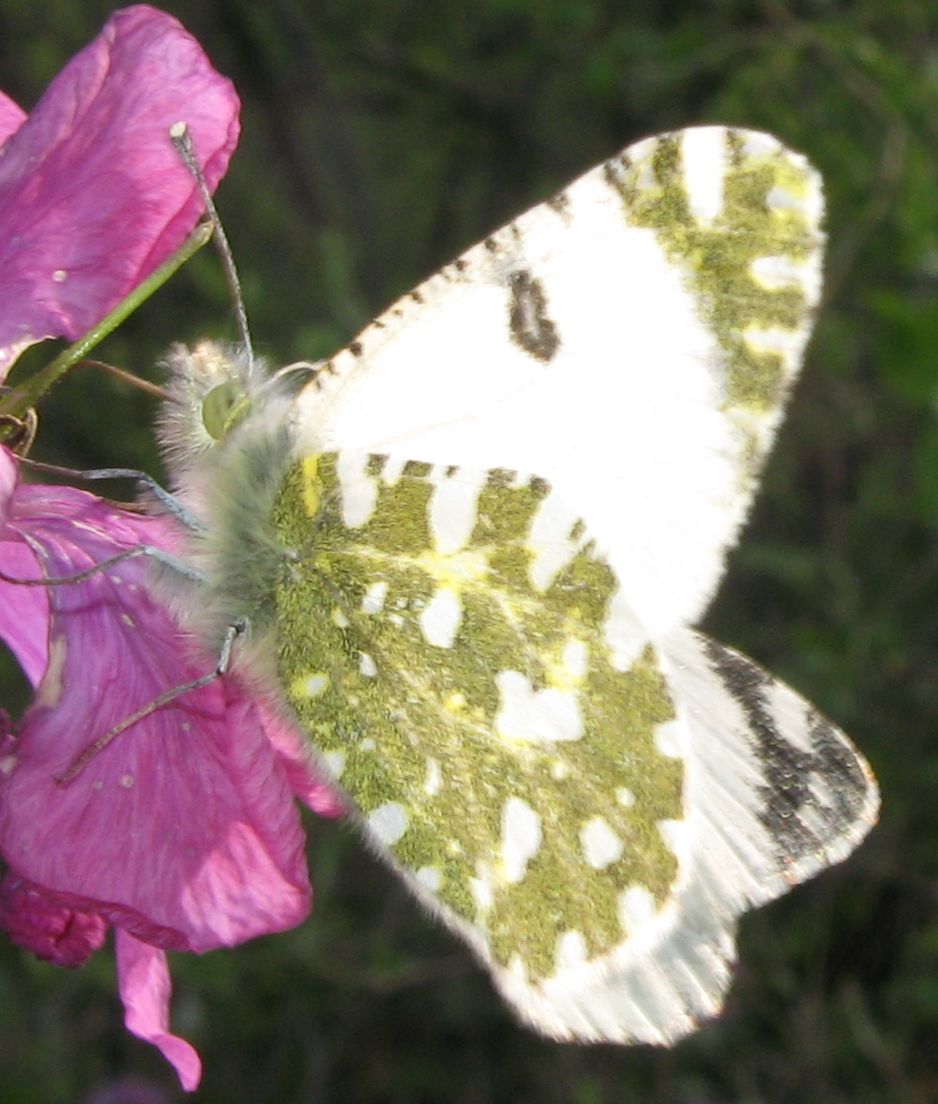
157;342;305;665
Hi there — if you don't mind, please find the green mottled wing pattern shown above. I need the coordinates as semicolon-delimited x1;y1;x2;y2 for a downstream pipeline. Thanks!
272;454;682;982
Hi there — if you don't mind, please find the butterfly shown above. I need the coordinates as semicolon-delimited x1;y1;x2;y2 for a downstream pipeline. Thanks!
157;126;878;1045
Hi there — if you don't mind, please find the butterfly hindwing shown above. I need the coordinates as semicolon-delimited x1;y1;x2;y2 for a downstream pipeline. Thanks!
269;451;687;1033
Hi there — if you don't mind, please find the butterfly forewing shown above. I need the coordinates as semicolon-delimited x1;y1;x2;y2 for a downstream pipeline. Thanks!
293;127;824;637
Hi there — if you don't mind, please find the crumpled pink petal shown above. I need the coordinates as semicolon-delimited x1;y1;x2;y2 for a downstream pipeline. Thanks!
0;91;25;145
0;871;107;966
261;699;347;818
0;5;240;376
116;932;201;1093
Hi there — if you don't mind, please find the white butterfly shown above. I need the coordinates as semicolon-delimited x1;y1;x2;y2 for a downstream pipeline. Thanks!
159;126;878;1045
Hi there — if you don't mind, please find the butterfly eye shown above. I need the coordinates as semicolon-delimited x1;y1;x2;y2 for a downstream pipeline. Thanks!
201;380;250;441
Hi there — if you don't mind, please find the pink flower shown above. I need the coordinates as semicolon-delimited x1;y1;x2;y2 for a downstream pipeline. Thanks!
0;10;342;1088
0;445;341;1091
0;5;241;377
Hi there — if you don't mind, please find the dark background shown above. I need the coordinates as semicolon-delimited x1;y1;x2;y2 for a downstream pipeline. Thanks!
1;2;935;1101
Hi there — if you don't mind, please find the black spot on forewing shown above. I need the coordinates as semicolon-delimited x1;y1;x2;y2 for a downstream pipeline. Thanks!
602;154;631;195
547;190;572;220
703;639;871;864
508;270;560;363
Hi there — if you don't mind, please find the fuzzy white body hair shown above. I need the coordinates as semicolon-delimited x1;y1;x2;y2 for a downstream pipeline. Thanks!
155;341;304;676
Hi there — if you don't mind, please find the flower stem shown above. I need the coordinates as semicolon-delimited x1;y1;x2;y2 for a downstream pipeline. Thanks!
0;220;213;433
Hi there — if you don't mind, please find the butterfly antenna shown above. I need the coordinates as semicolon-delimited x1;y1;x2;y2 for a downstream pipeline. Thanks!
169;121;254;368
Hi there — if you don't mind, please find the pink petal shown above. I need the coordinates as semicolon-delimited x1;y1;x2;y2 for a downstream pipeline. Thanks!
0;450;49;684
0;538;50;687
0;442;15;520
0;91;25;146
261;701;345;818
0;481;310;953
0;6;240;375
116;931;201;1093
0;871;107;966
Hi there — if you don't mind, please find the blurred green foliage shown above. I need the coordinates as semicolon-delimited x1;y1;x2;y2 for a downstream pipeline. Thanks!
1;0;937;1101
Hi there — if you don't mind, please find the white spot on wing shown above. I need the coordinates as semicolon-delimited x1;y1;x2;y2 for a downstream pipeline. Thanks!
362;581;387;614
416;866;442;893
603;588;648;671
616;786;635;808
324;750;346;779
527;488;582;591
555;929;589;972
368;801;409;846
424;757;442;796
495;670;583;743
380;455;408;485
809;771;836;808
762;676;814;752
751;254;803;290
743;325;799;364
419;587;462;648
658;818;689;865
508;955;528;983
562;639;587;678
358;652;377;677
428;468;484;554
796;803;830;839
470;861;494;912
680;128;728;223
654;718;683;758
580;816;624;869
617;886;657;934
303;673;329;697
337;451;378;527
501;797;541;883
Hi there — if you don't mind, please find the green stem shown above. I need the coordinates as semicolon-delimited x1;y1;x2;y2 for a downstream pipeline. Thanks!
0;220;213;431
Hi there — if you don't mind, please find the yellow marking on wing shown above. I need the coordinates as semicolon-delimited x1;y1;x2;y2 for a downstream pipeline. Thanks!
415;547;490;589
301;455;321;517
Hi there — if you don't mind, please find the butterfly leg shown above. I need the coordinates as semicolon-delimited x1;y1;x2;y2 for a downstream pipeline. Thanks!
54;617;247;785
19;457;205;532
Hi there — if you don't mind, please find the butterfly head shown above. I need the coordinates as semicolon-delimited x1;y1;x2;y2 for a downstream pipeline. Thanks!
157;340;262;481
